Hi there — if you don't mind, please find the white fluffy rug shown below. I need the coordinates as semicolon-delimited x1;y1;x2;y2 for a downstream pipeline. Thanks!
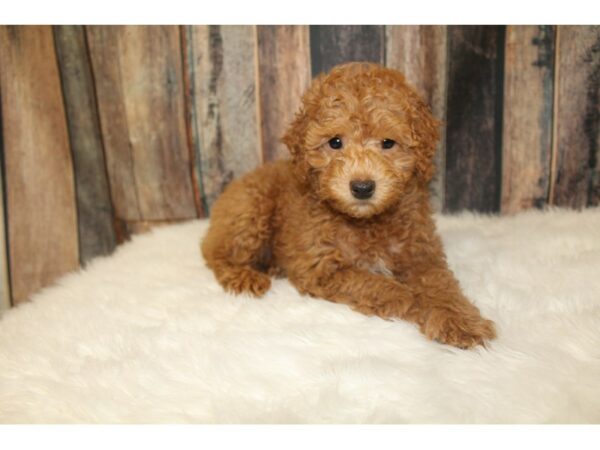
1;208;599;423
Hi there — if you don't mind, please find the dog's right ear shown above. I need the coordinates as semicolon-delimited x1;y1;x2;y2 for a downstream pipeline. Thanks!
282;73;325;160
281;109;309;159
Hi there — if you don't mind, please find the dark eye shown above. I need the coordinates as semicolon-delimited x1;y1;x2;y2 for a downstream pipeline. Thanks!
328;137;343;150
382;139;396;150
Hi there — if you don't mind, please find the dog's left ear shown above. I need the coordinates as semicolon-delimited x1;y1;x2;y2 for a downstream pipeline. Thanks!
409;99;440;184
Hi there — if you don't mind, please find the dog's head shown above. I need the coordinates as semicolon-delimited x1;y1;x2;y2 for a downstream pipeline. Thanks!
283;62;439;219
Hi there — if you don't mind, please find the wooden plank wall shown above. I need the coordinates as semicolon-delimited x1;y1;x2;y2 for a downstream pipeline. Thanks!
184;25;262;210
86;26;197;235
552;26;600;208
445;26;505;213
0;25;599;307
257;26;311;161
501;26;555;213
0;26;79;306
54;26;118;263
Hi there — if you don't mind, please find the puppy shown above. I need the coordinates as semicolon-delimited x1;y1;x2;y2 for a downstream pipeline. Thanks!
202;62;496;349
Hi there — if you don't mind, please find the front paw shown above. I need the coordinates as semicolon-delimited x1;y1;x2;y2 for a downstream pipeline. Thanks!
421;308;496;349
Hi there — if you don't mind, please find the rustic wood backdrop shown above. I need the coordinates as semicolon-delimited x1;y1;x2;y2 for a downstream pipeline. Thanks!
0;25;599;309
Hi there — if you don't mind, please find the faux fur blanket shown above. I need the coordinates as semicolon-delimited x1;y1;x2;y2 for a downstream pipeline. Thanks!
1;209;599;423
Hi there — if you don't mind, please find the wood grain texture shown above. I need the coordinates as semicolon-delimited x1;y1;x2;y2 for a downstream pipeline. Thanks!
180;25;206;218
386;25;448;212
186;25;262;210
444;26;505;213
0;26;79;304
552;26;600;208
501;26;555;214
310;25;384;76
54;25;117;263
0;116;10;311
86;25;196;223
257;26;311;162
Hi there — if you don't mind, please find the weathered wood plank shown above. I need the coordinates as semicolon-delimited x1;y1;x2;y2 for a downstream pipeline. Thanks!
180;25;206;218
444;26;505;213
86;25;196;223
257;25;311;162
85;26;139;223
386;25;448;212
310;25;384;76
551;26;600;208
0;25;79;304
0;112;11;311
53;25;117;263
185;25;262;210
501;26;555;214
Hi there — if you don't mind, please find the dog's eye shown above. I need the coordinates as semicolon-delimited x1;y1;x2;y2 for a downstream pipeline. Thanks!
382;139;396;150
328;137;343;150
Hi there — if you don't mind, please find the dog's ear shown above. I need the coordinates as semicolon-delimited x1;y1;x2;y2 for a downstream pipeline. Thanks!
409;98;440;184
282;109;309;159
282;74;326;160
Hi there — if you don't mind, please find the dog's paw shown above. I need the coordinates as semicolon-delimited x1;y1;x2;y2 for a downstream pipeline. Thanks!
421;308;496;349
219;267;272;297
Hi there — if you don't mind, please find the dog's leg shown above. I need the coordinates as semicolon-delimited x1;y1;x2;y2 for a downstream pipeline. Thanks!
201;167;277;297
203;216;273;297
292;263;494;349
209;262;272;297
291;268;415;319
402;266;496;349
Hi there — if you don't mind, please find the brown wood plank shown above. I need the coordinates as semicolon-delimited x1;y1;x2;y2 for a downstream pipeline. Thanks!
85;26;139;223
257;25;311;162
53;25;117;263
386;25;448;212
180;25;206;218
0;26;79;304
86;25;196;223
310;25;384;76
185;25;262;210
551;26;600;208
501;26;555;214
444;26;505;213
0;125;10;311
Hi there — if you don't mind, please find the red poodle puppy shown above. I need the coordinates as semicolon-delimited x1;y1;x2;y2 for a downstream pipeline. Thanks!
202;62;496;349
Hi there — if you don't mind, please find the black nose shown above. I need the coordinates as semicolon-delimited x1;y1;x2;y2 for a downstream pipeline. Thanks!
350;180;376;199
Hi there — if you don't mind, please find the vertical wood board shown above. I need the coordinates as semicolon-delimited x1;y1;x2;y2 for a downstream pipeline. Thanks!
54;25;117;262
186;25;262;210
180;25;206;218
444;26;505;213
257;25;311;162
0;105;10;311
310;25;384;76
87;25;196;222
501;25;555;214
0;25;79;304
552;25;600;208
